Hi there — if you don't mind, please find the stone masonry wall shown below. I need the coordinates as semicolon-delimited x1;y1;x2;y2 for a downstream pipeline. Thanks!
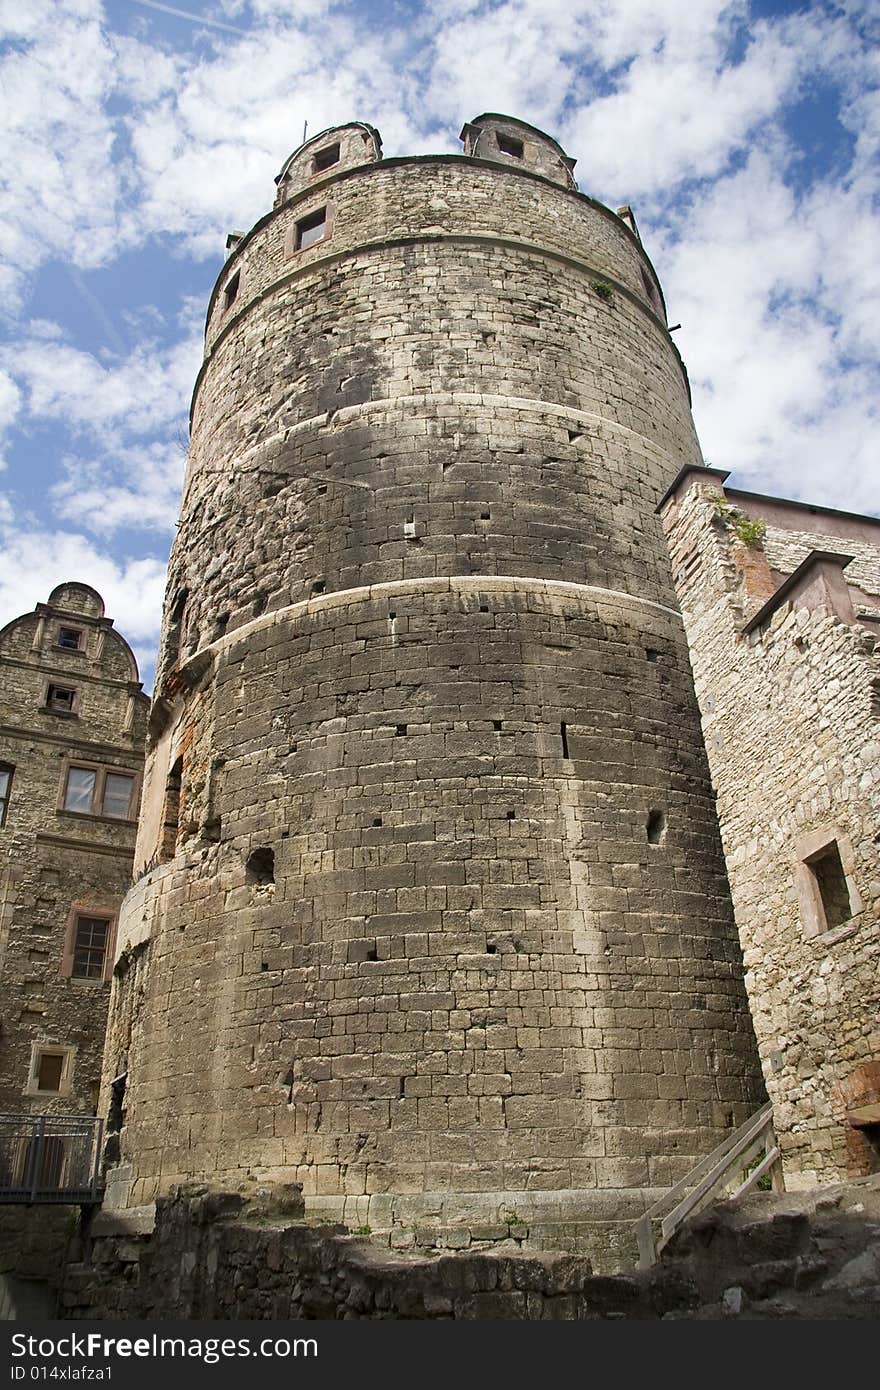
662;477;880;1186
104;121;764;1267
0;585;148;1286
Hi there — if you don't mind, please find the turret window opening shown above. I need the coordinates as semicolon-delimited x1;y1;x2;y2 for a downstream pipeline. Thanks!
296;208;328;251
313;143;340;173
497;133;524;159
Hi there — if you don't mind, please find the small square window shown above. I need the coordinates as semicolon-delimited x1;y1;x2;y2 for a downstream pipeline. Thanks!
497;133;524;159
46;684;76;714
57;627;82;650
296;208;327;251
223;271;240;311
313;143;340;173
27;1045;75;1096
0;764;13;826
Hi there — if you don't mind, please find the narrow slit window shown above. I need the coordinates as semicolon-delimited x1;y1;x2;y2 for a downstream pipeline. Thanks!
296;207;327;251
313;143;340;172
497;133;524;159
223;271;240;311
560;722;570;758
646;809;666;845
0;764;13;826
161;757;183;862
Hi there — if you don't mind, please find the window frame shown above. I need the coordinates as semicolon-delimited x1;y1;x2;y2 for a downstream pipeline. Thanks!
60;906;117;984
56;625;84;652
25;1043;76;1097
496;132;524;159
0;762;13;827
294;205;330;252
58;759;139;823
222;269;241;312
44;681;79;716
794;826;864;938
312;142;340;174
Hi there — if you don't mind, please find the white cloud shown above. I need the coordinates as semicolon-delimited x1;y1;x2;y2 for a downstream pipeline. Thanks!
0;501;167;687
656;146;880;514
0;370;22;470
2;326;201;441
0;1;125;301
50;440;185;537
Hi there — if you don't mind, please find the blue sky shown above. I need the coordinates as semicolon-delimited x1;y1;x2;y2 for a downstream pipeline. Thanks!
0;0;877;689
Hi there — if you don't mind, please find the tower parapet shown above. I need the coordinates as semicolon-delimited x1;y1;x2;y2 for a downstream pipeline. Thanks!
103;116;764;1267
460;112;578;188
273;121;383;205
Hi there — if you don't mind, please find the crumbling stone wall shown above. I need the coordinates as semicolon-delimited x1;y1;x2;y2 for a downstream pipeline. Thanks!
105;117;764;1266
62;1185;699;1320
661;473;880;1186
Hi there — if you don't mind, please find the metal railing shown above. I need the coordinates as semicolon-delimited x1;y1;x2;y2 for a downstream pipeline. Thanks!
635;1101;781;1269
0;1113;104;1204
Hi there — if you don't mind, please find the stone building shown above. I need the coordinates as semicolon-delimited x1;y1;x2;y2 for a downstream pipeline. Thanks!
0;582;148;1296
661;469;880;1187
0;582;148;1121
97;114;765;1269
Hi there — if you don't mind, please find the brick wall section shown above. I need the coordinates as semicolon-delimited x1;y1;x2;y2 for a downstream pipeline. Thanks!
661;476;880;1186
104;119;764;1263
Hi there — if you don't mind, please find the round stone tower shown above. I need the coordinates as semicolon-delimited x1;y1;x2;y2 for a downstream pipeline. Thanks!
103;114;764;1266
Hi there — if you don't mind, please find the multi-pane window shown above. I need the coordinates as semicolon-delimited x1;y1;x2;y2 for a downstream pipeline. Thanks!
0;764;12;826
62;764;136;819
71;915;111;980
46;683;76;713
57;626;83;650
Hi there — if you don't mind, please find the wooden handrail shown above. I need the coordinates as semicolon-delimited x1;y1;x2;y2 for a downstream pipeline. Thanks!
636;1102;781;1269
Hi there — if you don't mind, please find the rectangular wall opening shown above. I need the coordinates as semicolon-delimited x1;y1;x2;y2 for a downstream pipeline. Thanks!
805;840;852;930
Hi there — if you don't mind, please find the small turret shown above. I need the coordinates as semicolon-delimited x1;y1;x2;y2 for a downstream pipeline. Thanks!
459;112;577;189
273;121;382;205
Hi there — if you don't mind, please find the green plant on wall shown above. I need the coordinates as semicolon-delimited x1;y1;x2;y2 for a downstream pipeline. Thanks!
713;499;766;549
590;278;614;302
